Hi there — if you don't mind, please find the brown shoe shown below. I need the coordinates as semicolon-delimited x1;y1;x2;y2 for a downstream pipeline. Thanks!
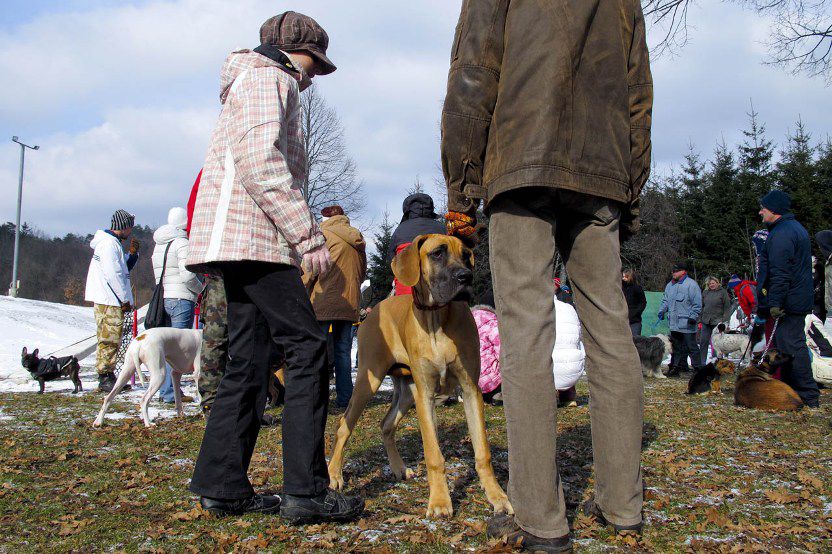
581;497;643;535
486;513;572;553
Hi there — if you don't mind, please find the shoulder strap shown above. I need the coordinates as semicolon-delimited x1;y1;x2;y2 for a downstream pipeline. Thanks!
158;242;173;283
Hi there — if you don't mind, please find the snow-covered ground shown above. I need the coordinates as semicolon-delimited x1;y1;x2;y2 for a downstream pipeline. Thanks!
0;296;96;384
0;295;388;424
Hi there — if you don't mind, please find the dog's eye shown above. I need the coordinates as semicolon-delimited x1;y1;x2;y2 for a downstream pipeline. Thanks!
431;250;444;259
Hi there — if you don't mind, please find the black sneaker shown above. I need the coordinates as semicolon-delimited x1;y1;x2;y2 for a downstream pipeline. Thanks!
200;494;281;516
486;514;572;553
280;489;364;523
665;366;682;378
581;497;643;535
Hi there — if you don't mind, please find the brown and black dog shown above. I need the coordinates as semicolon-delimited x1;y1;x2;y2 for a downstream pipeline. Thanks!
327;234;512;518
686;359;735;395
735;349;804;411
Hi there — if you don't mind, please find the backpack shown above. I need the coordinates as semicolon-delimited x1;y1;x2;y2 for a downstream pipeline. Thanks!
144;242;172;330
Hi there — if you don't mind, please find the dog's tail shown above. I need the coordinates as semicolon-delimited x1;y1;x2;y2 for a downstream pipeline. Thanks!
128;340;146;387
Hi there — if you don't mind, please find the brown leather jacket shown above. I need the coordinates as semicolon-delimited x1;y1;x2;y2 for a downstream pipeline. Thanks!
441;0;653;237
304;215;367;322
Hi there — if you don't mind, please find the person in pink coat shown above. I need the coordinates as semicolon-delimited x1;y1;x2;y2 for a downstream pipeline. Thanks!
472;305;503;404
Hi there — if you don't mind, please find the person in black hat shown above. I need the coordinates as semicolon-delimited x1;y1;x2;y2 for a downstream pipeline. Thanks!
657;261;703;376
756;190;819;407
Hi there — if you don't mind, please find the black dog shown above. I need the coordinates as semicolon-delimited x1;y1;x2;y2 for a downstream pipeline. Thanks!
21;348;82;394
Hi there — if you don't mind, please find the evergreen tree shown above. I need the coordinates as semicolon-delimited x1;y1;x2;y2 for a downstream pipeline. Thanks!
777;119;822;235
366;210;395;306
675;144;707;263
813;138;832;229
700;142;745;277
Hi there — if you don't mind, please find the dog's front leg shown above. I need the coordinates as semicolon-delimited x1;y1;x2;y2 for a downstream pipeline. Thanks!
37;378;45;394
172;371;184;417
412;368;453;518
453;359;513;515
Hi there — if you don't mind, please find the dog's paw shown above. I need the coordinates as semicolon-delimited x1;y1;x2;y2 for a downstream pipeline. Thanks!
490;494;514;516
390;466;415;481
328;470;345;491
92;419;103;428
426;497;454;518
654;372;667;379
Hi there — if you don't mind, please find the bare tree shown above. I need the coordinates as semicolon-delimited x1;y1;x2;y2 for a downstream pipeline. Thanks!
300;85;366;217
643;0;832;83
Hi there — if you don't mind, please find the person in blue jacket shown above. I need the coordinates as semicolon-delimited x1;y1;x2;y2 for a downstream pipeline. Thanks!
658;262;703;377
756;190;819;408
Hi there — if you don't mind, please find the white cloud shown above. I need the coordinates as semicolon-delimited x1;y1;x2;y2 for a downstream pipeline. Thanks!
0;0;829;241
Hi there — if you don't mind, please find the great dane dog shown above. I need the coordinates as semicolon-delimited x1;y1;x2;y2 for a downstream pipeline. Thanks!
327;234;512;518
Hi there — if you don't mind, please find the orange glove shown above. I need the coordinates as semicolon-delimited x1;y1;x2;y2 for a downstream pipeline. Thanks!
446;211;476;238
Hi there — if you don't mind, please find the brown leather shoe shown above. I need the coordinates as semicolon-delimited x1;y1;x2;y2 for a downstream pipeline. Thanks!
581;497;643;535
486;513;572;553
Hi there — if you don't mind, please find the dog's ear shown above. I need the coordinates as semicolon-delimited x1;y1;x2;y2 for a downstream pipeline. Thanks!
717;323;726;333
391;235;429;288
32;349;39;358
22;347;27;357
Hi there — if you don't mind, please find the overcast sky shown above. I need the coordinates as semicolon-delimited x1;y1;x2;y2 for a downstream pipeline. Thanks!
1;0;830;239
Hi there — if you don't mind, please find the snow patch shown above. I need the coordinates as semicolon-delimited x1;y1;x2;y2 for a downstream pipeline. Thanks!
0;296;96;384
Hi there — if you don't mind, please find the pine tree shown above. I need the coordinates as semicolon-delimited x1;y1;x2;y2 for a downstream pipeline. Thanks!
675;144;707;264
367;210;395;306
700;141;744;277
777;119;821;235
813;138;832;230
737;104;775;199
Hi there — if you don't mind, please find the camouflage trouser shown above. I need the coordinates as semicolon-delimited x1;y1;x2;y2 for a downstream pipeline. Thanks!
94;304;124;375
198;274;228;409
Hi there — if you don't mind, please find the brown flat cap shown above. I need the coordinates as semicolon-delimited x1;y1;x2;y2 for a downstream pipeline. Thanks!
260;11;337;75
321;205;344;218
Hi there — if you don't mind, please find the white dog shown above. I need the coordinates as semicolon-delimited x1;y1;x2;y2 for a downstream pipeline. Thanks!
93;328;202;428
710;323;751;360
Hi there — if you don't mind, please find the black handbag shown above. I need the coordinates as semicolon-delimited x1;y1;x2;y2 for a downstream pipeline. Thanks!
144;242;172;330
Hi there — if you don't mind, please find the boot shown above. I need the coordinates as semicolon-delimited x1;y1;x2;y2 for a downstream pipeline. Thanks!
665;365;682;377
280;489;364;523
97;372;116;393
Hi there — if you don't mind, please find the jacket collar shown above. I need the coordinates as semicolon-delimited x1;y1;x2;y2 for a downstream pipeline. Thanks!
767;212;795;229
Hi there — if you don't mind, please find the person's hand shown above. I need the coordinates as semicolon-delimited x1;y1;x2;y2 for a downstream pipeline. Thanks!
121;302;133;313
446;211;477;240
129;239;140;255
770;307;785;319
688;317;697;326
302;244;331;277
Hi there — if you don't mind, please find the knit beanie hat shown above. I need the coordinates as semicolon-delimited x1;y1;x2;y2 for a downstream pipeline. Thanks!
111;209;135;231
728;274;742;289
672;261;689;273
760;190;792;215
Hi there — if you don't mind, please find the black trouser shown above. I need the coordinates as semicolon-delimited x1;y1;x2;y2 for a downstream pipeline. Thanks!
774;314;820;407
670;331;702;371
629;322;642;336
190;262;330;499
698;323;716;366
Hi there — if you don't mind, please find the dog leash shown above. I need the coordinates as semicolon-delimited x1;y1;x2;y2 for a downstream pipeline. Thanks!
737;317;780;368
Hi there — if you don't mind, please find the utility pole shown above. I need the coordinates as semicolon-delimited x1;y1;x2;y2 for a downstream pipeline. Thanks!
9;136;39;298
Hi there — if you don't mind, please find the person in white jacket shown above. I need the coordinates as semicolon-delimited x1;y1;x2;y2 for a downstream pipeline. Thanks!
84;209;139;392
552;295;586;407
152;207;203;403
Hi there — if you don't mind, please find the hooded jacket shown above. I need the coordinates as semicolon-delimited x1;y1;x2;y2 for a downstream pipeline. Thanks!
622;280;647;324
441;0;652;238
388;194;446;262
305;215;367;322
152;208;203;303
815;230;832;314
757;213;813;315
187;50;323;273
84;230;134;307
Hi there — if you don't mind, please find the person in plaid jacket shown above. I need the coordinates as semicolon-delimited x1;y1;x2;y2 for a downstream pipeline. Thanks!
186;12;363;522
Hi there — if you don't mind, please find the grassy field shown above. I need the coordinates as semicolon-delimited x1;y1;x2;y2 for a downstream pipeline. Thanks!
0;375;830;553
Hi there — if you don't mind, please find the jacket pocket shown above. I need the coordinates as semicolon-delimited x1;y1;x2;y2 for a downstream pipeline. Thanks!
450;4;467;61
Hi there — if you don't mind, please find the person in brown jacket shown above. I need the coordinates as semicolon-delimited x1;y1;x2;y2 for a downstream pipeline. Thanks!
441;1;653;551
305;205;367;408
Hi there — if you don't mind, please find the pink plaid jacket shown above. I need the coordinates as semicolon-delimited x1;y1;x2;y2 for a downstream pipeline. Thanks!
187;50;324;272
